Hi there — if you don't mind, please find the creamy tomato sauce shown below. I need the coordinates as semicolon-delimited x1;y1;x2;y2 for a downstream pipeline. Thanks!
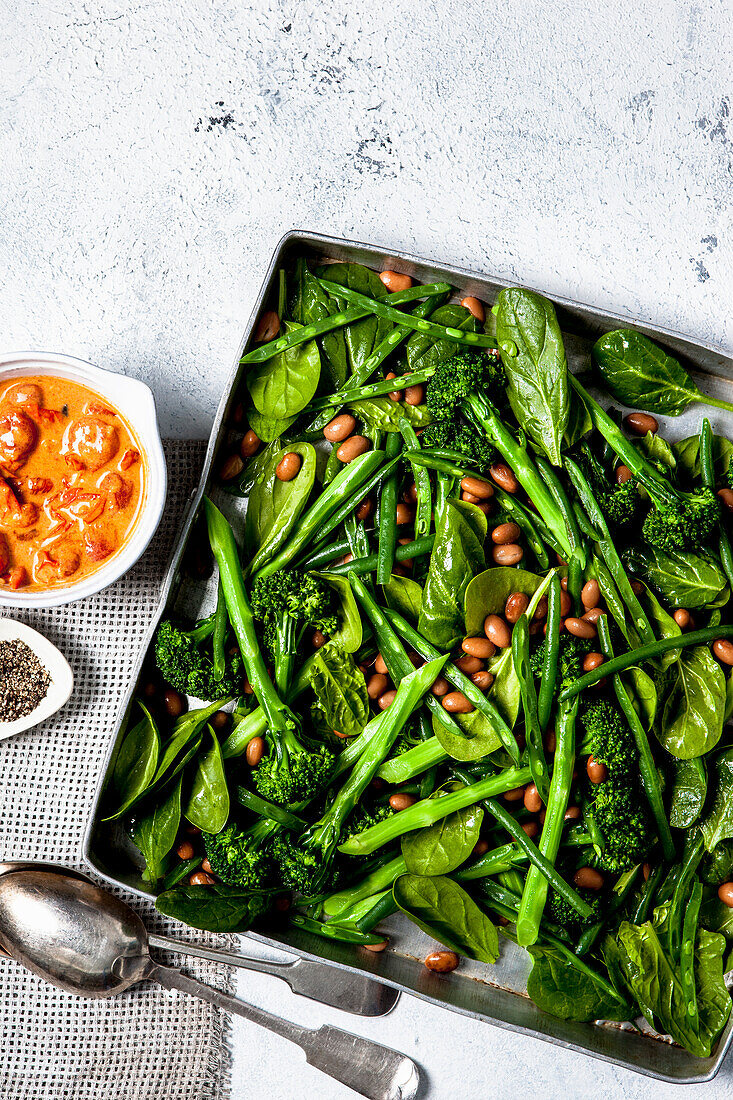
0;375;145;591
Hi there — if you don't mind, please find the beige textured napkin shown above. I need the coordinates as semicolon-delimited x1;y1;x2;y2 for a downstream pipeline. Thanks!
0;440;234;1100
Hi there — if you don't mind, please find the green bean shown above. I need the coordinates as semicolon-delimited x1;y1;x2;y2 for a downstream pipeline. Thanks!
241;283;450;365
293;456;402;567
288;913;386;946
323;855;407;917
339;766;532;855
377;737;448;782
456;842;527;880
516;696;578;947
513;615;548;802
348;572;469;744
377;433;402;584
681;880;703;1028
322;535;435;576
383;607;521;763
669;833;704;964
399;420;431;539
318;278;499;348
450;768;593;920
564;456;656;646
535;457;585;583
597;617;675;861
212;579;228;681
701;418;733;589
308;368;435;412
560;624;733;699
306;292;450;431
300;536;352;569
251;450;385;579
632;862;665;924
160;857;201;890
537;572;561;731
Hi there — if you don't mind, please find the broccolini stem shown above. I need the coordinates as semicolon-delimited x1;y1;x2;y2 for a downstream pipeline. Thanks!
516;695;578;947
559;624;733;699
564;456;656;646
322;854;407;917
464;395;573;556
288;913;386;946
383;607;521;763
212;581;228;682
596;617;675;861
376;432;402;584
242;281;451;365
377;736;448;783
304;656;448;859
354;891;399;933
537;572;561;732
204;499;295;735
317;278;499;349
455;841;526;880
700;418;733;590
339;766;532;856
632;862;665;924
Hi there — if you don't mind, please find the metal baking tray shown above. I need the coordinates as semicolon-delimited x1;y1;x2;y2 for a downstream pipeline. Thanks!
83;230;733;1083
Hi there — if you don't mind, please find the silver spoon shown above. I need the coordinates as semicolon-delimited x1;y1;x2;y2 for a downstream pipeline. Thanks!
0;869;419;1100
0;862;398;1017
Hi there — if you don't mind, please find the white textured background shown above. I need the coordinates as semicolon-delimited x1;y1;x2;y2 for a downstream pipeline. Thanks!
1;0;732;1097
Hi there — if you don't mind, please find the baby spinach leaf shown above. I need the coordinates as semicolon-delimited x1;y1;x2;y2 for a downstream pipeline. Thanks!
634;430;676;470
247;321;321;418
669;757;707;829
317;572;362;653
636;581;681;671
346;395;431;432
382;574;423;622
431;706;502;761
484;648;522;727
592;330;712;417
103;704;161;821
153;700;226;791
289;257;349;387
401;806;483;876
418;499;487;649
658;646;725;760
673;434;733;482
622;666;657;731
131;774;183;884
526;945;629;1023
316;262;391;375
393;873;499;963
308;643;370;739
700;894;733;936
701;748;733;852
406;303;479;372
155;883;271;932
702;841;733;888
245;442;317;574
609;920;731;1057
247;407;298;443
563;386;593;448
495;288;570;466
464;566;542;636
183;728;229;833
624;546;728;609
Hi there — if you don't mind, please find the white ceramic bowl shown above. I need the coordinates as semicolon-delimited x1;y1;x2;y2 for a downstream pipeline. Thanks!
0;352;166;608
0;618;74;738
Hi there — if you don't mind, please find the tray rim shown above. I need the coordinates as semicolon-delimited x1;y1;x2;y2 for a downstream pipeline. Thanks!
82;228;733;1084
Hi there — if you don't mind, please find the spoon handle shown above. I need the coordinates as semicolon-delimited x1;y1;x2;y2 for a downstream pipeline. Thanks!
149;962;419;1100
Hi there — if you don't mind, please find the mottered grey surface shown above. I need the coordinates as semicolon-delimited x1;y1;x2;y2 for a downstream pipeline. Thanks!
1;0;732;1097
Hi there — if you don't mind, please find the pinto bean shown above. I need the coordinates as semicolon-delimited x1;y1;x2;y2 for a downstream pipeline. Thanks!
189;872;215;886
523;784;542;813
673;608;692;629
581;580;600;609
246;737;265;767
425;950;460;973
574;867;604;890
505;592;529;623
442;691;474;714
471;670;494;691
367;673;389;699
582;653;605;673
324;414;357;442
395;502;414;525
713;639;733;665
615;465;633;484
461;297;485;322
389;792;418;811
254;310;280;343
460;476;494;500
624;412;658;435
717;882;733;907
717;488;733;513
489;463;519;493
163;689;186;719
492;543;523;565
587;755;608;784
491;522;521;545
404;384;424;406
240;429;261;458
455;654;482;674
462;636;496;659
565;617;596;639
379;270;412;292
275;452;302;481
430;676;449;697
484;614;511;648
336;436;370;463
378;690;397;710
219;454;243;481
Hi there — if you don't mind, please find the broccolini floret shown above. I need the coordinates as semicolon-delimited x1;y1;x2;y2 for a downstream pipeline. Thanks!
640;486;719;553
202;819;277;888
577;442;640;532
530;634;592;694
250;569;338;660
153;618;243;701
546;886;602;930
425;350;504;422
590;781;653;873
420;420;496;473
580;700;637;775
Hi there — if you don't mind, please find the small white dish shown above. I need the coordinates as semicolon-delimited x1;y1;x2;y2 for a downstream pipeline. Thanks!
0;618;74;739
0;351;167;608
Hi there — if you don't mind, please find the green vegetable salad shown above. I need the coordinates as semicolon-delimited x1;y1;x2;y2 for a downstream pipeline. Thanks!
103;257;733;1057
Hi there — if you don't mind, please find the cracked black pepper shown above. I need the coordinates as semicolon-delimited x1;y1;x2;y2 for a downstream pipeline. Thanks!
0;639;51;722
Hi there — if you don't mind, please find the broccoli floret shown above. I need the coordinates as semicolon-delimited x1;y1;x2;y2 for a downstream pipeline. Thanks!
577;442;640;532
253;736;335;807
530;634;592;692
270;834;333;895
546;886;602;930
421;420;496;474
580;700;637;775
202;819;277;887
641;486;718;552
425;349;504;422
153;618;243;701
589;781;653;873
251;570;338;660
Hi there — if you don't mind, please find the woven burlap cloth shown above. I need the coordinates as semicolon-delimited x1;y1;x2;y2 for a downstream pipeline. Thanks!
0;441;236;1100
